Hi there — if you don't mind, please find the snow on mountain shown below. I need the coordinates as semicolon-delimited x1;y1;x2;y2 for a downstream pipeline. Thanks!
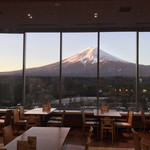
62;47;128;65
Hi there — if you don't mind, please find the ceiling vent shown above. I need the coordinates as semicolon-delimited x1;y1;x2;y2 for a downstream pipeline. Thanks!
119;6;132;12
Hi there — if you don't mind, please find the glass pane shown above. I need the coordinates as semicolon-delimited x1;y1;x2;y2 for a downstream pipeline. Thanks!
62;32;97;110
26;33;60;109
139;32;150;112
0;34;23;108
100;32;136;112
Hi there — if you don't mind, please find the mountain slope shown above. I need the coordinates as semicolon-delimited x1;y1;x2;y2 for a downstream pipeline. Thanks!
1;47;150;77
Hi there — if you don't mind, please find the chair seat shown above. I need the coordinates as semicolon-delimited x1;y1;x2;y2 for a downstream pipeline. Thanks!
47;120;61;125
86;118;97;122
114;122;131;127
15;120;27;125
64;144;85;150
0;119;5;124
0;115;5;119
49;116;62;121
85;121;99;126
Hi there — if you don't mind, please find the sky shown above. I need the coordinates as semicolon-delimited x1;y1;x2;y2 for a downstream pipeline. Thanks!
0;32;150;72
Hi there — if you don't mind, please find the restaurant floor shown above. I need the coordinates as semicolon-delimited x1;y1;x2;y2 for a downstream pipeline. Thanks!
0;127;134;150
64;127;134;149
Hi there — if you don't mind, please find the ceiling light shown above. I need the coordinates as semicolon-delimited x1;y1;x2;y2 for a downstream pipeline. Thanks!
94;12;98;18
29;16;33;19
27;13;31;17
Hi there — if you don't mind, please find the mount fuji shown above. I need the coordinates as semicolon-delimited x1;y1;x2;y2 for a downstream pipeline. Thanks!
1;47;150;77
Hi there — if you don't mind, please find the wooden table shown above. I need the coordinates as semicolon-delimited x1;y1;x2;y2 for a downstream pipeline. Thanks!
94;109;121;118
24;108;56;126
24;108;56;115
2;127;70;150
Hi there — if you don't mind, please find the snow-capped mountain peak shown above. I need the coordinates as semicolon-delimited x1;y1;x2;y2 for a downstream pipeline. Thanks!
63;47;128;65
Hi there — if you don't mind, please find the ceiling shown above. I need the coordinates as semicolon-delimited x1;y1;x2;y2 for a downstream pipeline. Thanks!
0;0;150;33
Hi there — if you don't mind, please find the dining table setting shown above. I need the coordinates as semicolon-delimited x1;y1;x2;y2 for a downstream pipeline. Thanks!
2;127;70;150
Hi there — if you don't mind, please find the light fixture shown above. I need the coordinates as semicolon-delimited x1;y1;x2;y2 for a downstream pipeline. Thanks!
94;12;98;18
27;13;33;19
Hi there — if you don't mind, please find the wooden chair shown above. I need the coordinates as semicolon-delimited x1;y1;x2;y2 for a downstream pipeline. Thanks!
115;109;130;122
26;115;41;129
47;109;65;127
101;117;114;144
63;126;92;150
131;128;141;150
141;109;150;131
42;104;51;112
3;125;14;145
13;108;27;134
19;106;27;120
0;110;12;127
114;111;133;138
81;109;99;134
140;138;149;150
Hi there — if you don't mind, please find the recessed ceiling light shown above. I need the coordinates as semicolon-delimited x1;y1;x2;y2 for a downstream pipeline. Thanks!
29;16;32;19
27;13;31;17
94;12;98;18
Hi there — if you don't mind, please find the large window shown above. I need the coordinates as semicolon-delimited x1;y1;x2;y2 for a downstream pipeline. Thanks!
0;34;23;108
139;32;150;111
25;33;60;108
0;32;150;112
100;32;136;111
62;33;97;110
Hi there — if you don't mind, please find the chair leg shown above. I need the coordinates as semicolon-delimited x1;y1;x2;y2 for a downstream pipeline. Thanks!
116;127;118;140
101;129;103;142
82;125;85;132
112;129;113;144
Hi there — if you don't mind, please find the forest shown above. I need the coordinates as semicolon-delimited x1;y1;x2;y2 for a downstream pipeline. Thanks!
0;76;149;111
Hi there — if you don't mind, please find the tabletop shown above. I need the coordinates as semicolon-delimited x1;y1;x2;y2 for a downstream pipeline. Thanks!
94;109;121;117
24;108;56;115
2;127;70;150
0;109;11;113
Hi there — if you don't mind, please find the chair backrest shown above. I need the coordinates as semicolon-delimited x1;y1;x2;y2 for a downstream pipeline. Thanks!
101;117;114;128
13;108;20;123
4;110;12;126
61;109;66;126
42;104;51;112
26;115;40;129
131;128;141;150
19;106;24;119
128;111;133;126
81;108;86;124
3;125;14;145
140;138;149;150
